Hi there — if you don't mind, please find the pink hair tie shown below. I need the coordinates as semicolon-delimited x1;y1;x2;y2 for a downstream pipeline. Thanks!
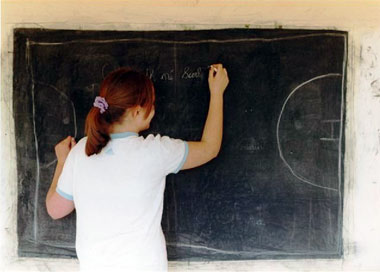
93;96;108;114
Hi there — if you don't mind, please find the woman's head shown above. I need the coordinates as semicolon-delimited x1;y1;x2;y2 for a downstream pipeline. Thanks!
85;67;155;156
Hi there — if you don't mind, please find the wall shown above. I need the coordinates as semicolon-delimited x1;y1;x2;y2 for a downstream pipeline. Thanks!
1;0;380;271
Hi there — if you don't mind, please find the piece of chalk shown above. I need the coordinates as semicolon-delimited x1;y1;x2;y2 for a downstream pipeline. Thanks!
208;65;218;72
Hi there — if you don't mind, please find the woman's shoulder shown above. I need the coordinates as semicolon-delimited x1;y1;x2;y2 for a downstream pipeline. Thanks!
139;134;185;151
141;134;178;144
76;136;88;147
144;133;165;141
71;136;87;154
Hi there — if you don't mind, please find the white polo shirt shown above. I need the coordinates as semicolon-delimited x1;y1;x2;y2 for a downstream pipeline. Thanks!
56;132;188;271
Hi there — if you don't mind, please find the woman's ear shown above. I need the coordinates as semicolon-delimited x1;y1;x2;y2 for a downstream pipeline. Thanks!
129;106;141;119
137;106;143;117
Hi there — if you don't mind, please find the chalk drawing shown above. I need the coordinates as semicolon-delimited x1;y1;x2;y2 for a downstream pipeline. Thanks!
27;239;75;249
174;43;178;96
320;119;341;142
101;63;119;79
84;83;100;98
276;73;342;192
336;36;347;254
40;159;57;170
34;80;78;138
308;199;314;249
27;40;78;243
166;242;338;256
28;33;346;46
26;39;40;242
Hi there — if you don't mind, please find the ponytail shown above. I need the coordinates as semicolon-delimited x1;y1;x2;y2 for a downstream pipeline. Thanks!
85;107;111;156
84;67;155;156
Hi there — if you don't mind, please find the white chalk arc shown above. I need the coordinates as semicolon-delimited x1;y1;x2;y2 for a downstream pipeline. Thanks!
276;73;342;192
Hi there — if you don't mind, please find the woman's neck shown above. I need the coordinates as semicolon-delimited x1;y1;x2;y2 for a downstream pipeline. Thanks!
109;122;139;134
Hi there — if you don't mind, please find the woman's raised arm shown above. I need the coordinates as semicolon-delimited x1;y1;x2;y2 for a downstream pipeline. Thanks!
182;64;229;170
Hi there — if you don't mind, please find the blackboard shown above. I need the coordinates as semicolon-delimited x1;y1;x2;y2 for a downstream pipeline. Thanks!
14;28;347;260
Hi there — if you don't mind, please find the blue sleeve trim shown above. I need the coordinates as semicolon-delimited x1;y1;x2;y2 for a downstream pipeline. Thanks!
56;188;74;201
173;141;189;174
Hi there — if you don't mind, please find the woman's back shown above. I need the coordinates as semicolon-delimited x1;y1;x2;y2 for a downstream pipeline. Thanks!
61;133;187;270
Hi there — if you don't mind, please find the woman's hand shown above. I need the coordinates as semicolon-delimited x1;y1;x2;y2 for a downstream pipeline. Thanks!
208;63;229;96
55;136;76;165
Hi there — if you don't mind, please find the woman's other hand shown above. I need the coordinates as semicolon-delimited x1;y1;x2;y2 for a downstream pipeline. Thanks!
55;136;76;165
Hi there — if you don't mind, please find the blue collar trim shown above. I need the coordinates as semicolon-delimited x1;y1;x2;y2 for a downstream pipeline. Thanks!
110;132;138;139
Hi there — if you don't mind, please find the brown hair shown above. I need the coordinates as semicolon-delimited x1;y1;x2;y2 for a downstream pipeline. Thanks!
85;67;155;156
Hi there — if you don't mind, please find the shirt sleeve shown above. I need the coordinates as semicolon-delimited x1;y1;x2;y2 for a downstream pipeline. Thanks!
149;134;189;175
56;149;76;201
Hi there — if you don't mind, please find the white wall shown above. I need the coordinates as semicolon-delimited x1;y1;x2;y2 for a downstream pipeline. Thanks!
2;1;380;271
